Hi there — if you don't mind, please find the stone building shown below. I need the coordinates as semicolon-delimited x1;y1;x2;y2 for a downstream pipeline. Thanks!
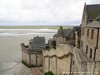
47;38;56;49
80;3;100;61
43;27;79;75
47;27;79;50
53;27;76;46
21;36;45;67
43;3;100;75
74;3;100;75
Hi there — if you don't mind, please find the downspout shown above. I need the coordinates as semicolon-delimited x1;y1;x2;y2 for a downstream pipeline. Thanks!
94;28;99;61
43;56;45;73
48;57;50;71
36;53;37;66
69;54;73;75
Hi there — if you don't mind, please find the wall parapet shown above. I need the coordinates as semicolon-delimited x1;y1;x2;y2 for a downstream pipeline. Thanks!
43;44;73;58
43;44;74;75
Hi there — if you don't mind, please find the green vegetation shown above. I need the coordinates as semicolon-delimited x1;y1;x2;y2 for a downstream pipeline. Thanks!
44;71;54;75
45;44;51;51
44;71;68;75
45;48;51;51
0;26;74;29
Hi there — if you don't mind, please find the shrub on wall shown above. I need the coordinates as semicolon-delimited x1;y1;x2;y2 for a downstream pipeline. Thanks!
44;71;54;75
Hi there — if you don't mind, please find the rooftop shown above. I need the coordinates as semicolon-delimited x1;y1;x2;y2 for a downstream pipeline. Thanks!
30;36;45;49
86;4;100;21
54;28;73;38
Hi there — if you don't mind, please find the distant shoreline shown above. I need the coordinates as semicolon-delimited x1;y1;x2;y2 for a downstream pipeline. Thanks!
0;29;57;36
0;26;73;29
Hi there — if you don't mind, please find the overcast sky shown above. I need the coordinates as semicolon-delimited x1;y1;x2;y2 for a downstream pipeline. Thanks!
0;0;99;26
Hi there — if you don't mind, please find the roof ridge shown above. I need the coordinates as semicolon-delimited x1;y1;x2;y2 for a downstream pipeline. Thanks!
87;4;100;6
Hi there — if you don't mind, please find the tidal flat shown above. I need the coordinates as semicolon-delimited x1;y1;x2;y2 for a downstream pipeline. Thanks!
0;28;57;74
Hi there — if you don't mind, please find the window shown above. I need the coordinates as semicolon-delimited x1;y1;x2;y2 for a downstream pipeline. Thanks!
81;41;83;47
86;45;88;54
87;29;89;37
53;40;56;49
73;61;74;65
81;41;83;51
90;48;93;59
91;29;94;39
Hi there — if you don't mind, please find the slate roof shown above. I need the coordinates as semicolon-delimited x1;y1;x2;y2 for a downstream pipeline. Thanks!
53;29;74;38
31;36;45;48
86;4;100;21
87;21;100;28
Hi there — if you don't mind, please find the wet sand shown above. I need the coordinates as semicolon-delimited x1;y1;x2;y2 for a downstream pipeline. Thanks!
0;29;56;63
0;63;33;75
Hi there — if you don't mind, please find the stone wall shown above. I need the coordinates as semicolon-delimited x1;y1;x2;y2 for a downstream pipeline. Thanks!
80;61;100;75
22;50;43;67
56;37;67;46
22;51;30;64
43;44;73;75
43;43;100;75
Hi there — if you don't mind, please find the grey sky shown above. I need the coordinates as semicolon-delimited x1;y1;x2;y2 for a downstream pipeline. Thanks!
0;0;99;26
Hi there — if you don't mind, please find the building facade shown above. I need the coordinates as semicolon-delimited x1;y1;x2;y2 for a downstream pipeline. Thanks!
43;3;100;75
80;3;100;61
74;3;100;75
21;36;45;67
